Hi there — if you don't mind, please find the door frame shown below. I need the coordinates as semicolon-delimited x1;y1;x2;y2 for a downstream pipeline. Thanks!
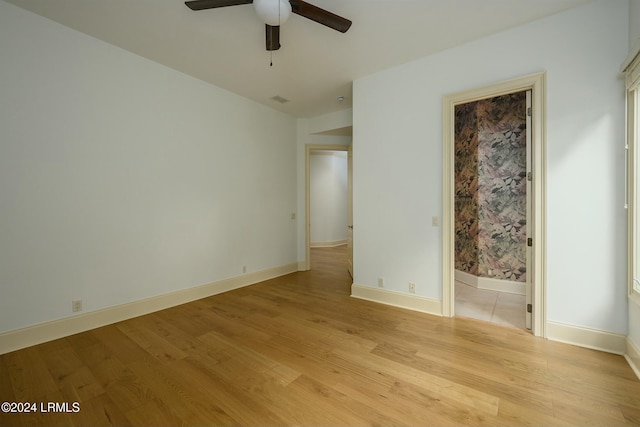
442;72;547;337
304;144;351;271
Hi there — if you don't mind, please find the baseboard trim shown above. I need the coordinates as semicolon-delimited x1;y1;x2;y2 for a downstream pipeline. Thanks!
0;263;298;355
455;270;525;295
351;284;442;317
310;240;347;248
626;337;640;380
546;321;627;355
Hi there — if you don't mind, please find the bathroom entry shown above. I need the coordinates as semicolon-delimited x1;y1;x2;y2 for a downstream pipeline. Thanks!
453;90;532;330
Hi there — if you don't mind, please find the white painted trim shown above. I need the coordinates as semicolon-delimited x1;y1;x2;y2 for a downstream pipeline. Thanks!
625;337;640;380
0;263;298;355
351;284;442;316
479;277;525;295
455;270;479;287
455;270;525;295
630;292;640;309
304;144;350;271
546;321;627;355
442;72;547;337
621;37;640;76
310;240;347;248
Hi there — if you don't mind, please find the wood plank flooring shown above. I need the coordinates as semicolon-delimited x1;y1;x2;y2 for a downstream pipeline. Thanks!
2;246;640;426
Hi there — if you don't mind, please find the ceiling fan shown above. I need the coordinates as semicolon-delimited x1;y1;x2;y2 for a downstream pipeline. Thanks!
185;0;352;51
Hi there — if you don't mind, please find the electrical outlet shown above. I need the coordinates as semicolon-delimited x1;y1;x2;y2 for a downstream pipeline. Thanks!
378;277;384;288
409;282;416;293
72;299;83;313
242;265;247;273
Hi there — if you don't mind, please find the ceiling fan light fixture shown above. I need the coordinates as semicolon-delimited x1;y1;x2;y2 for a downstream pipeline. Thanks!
254;0;292;26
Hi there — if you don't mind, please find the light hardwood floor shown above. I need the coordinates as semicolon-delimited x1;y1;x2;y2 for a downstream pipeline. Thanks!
2;246;640;426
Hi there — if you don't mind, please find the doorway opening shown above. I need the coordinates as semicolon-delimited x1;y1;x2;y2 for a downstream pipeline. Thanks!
453;90;530;330
442;73;547;337
304;145;353;277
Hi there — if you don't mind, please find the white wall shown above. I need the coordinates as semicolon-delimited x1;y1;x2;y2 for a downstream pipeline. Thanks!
353;0;629;334
310;152;348;245
0;1;297;333
630;0;640;48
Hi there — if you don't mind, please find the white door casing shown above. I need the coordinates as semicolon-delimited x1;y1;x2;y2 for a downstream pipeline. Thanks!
304;144;351;271
348;145;353;277
442;73;546;337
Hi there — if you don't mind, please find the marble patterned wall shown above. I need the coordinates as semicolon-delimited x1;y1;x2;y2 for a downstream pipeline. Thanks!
454;91;527;282
454;102;479;276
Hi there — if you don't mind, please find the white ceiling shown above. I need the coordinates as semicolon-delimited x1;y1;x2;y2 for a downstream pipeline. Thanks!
5;0;589;118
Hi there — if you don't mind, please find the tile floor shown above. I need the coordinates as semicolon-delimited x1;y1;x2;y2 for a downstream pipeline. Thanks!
454;281;526;329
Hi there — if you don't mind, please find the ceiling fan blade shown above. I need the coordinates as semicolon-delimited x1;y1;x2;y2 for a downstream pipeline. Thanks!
289;0;351;33
185;0;253;11
265;24;281;51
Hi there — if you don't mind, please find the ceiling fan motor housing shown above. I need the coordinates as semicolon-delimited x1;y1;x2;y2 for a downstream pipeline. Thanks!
185;0;351;51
